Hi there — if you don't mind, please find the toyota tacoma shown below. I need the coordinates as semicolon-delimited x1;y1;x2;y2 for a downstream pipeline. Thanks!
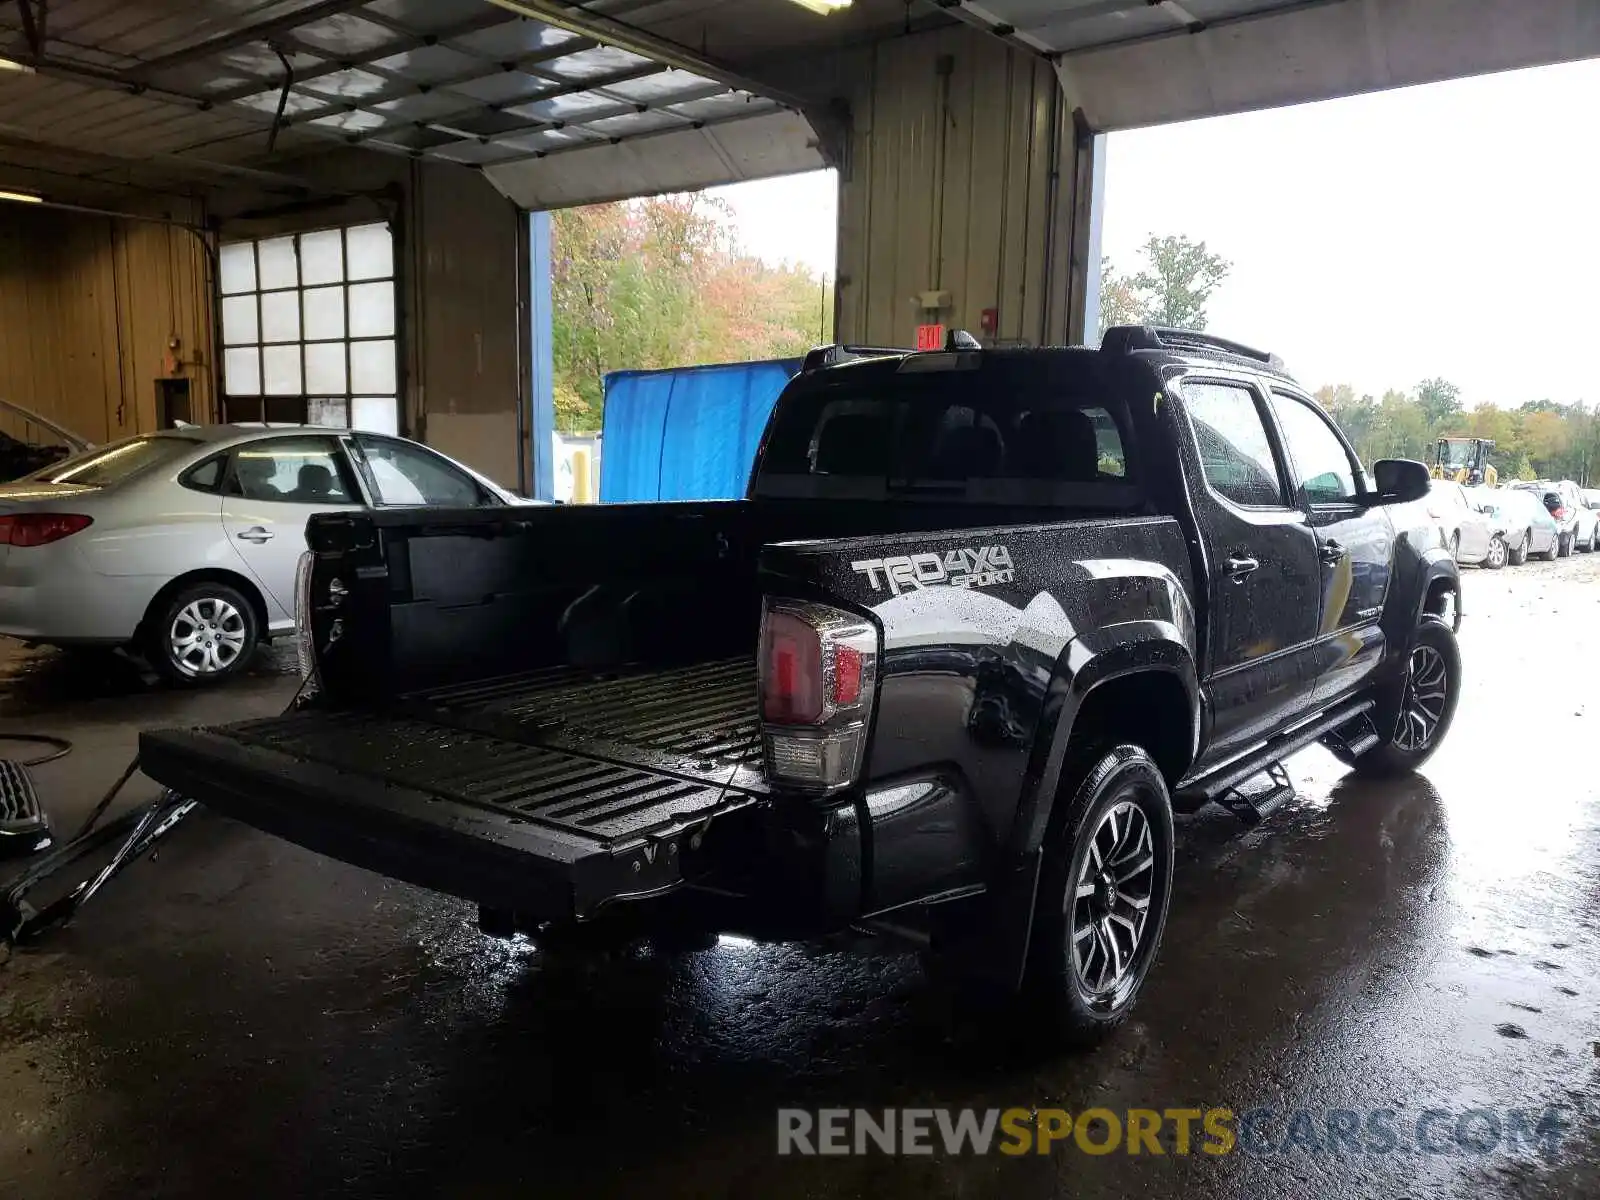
141;326;1463;1045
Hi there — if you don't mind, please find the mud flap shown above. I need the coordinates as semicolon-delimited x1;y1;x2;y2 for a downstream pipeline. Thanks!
925;851;1042;995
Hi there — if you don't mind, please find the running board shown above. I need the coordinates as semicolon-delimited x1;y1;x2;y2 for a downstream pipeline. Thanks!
1219;762;1294;827
1178;697;1374;810
1321;712;1382;760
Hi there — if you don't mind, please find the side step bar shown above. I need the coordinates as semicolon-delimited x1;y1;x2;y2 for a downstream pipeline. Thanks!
1177;697;1374;812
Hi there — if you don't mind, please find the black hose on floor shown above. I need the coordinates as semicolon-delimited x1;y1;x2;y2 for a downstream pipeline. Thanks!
0;732;72;768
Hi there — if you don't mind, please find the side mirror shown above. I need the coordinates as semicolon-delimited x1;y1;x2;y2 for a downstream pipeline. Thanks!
1369;459;1431;506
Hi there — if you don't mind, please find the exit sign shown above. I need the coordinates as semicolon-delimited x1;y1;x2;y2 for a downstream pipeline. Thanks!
915;323;946;352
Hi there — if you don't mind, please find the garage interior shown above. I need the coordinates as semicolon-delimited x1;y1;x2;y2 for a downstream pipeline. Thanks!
3;1;1600;1196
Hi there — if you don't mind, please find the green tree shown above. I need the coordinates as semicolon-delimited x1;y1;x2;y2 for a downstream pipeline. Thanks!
1130;235;1232;330
1097;255;1148;338
1415;377;1462;428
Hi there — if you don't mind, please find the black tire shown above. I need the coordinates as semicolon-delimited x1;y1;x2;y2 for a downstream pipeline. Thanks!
1558;533;1573;559
1485;534;1507;570
1024;745;1175;1047
143;580;260;685
1347;619;1461;778
1508;532;1529;566
1539;534;1559;562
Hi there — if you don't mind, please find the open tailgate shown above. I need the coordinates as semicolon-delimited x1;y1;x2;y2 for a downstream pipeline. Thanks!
139;658;768;920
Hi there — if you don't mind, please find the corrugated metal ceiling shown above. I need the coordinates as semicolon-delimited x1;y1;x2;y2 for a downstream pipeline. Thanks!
0;0;864;205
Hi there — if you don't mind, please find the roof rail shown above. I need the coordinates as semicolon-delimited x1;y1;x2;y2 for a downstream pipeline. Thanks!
1102;325;1285;371
800;343;911;373
801;329;984;374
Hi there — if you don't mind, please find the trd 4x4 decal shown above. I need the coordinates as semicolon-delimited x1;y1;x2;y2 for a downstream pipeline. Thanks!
850;546;1015;595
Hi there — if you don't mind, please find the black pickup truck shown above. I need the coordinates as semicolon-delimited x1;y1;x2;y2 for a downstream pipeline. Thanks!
141;326;1462;1044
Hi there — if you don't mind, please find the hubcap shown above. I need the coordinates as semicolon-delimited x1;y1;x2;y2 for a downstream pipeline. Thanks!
1070;799;1155;1002
1394;644;1449;752
1489;539;1504;567
169;597;247;676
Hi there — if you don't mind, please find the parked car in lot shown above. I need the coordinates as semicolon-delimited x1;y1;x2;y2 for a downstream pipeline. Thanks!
0;425;523;683
1469;486;1560;564
143;325;1463;1048
1510;480;1591;556
1426;479;1496;566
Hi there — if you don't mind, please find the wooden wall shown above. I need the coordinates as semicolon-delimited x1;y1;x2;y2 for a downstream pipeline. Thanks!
0;198;214;447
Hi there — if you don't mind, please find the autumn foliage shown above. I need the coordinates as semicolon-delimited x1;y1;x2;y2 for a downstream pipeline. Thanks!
551;194;834;432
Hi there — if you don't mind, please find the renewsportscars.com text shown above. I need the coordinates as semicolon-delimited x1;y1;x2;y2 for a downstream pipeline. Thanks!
776;1106;1570;1158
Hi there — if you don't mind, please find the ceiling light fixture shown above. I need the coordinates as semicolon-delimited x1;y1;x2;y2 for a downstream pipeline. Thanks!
784;0;853;14
0;189;43;204
0;57;35;74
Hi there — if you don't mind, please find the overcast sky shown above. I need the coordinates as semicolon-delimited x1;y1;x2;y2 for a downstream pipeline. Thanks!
1100;58;1600;408
706;171;839;279
709;57;1599;410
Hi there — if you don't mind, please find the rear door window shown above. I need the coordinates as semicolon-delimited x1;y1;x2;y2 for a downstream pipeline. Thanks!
1182;382;1286;508
226;436;359;504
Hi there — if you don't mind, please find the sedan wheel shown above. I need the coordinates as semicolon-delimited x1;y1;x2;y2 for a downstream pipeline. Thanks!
1485;535;1507;570
146;581;259;685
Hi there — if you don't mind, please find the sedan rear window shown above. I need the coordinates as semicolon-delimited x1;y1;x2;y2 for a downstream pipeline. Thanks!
29;435;200;487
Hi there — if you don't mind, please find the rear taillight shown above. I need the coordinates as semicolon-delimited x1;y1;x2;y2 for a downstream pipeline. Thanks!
759;599;878;794
0;513;92;547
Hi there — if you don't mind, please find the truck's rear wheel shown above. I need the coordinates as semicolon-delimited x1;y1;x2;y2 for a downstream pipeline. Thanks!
1345;618;1461;778
1026;745;1174;1046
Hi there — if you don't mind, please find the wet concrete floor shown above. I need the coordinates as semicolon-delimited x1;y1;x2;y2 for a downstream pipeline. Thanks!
1;557;1597;1198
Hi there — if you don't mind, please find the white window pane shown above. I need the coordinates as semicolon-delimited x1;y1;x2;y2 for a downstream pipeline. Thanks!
221;295;258;345
308;398;348;428
299;228;344;286
348;281;395;337
258;235;298;290
345;223;393;281
305;342;347;393
302;286;345;340
260;291;301;343
352;397;399;436
219;242;256;294
224;348;261;396
262;345;302;395
350;339;396;393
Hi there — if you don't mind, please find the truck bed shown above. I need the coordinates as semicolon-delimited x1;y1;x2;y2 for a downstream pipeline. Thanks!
140;658;767;920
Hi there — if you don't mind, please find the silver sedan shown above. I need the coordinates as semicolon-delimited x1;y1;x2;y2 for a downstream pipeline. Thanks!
0;425;523;683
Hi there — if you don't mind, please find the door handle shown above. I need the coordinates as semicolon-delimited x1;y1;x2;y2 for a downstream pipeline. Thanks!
1224;555;1260;581
235;527;274;544
1319;539;1345;564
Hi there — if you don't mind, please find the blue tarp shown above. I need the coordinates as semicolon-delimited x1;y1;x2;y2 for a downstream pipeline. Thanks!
600;358;801;503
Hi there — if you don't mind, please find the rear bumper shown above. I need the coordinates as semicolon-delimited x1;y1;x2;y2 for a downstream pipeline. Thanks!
0;556;155;642
140;723;763;923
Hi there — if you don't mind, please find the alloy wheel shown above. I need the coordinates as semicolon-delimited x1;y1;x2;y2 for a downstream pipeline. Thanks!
1394;643;1450;752
1488;537;1505;568
169;597;248;676
1070;799;1155;1002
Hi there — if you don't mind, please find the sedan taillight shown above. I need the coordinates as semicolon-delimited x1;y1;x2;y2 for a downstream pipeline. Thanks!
0;513;92;547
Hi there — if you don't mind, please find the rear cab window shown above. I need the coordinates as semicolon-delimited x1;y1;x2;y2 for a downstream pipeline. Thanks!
751;354;1141;509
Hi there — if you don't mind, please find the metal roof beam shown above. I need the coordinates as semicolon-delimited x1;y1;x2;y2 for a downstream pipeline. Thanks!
128;0;369;79
485;0;811;111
